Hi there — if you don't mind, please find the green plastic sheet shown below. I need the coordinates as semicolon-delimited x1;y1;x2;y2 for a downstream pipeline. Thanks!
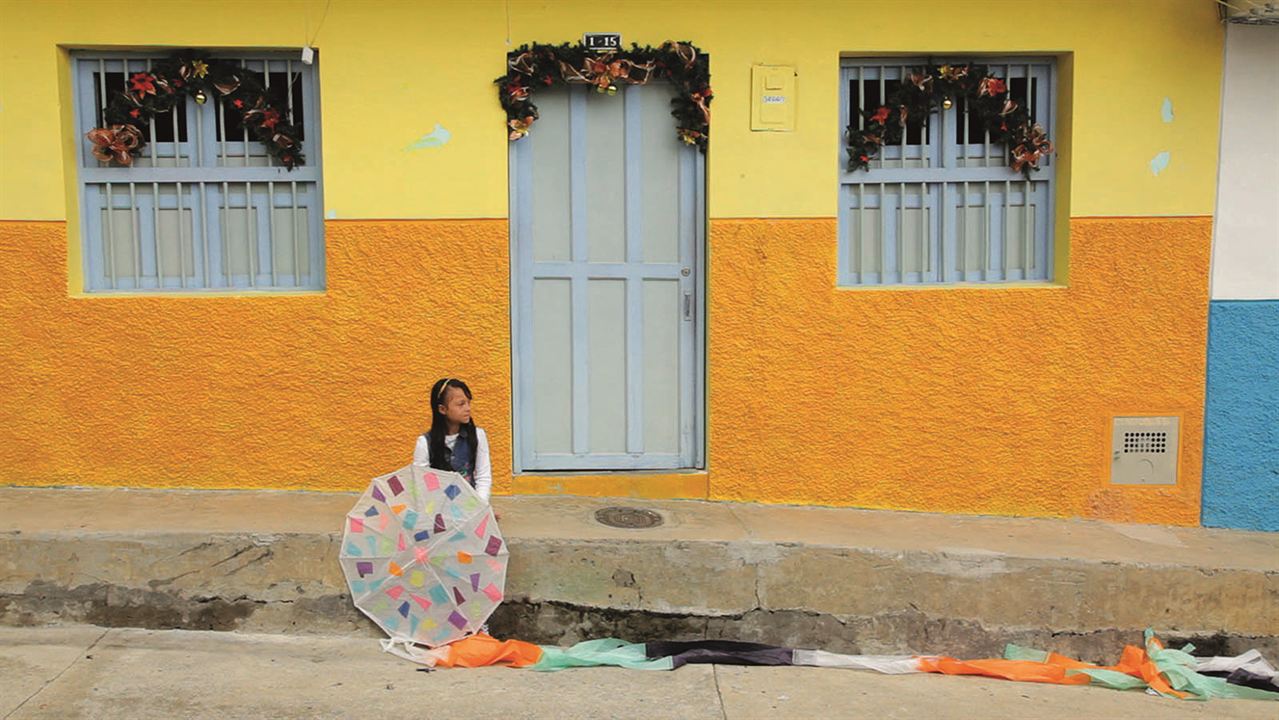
1143;630;1279;702
531;638;675;672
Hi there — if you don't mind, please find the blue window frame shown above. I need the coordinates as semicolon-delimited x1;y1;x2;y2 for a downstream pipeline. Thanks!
838;58;1057;286
72;52;325;292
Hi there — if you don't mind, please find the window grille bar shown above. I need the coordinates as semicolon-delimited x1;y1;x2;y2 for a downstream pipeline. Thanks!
245;181;256;287
983;180;990;281
218;94;228;165
856;68;863;134
879;182;886;279
878;67;885;170
268;180;277;285
104;183;117;289
897;182;904;278
146;60;158;167
960;180;968;280
176;181;187;288
128;182;141;284
855;183;863;279
221;181;231;287
172;101;182;165
291;180;302;287
1026;63;1033;125
1003;179;1011;277
925;189;931;275
152;182;163;286
898;65;906;169
96;59;107;131
1024;179;1033;277
195;96;205;166
264;63;273;169
241;59;251;168
199;181;210;287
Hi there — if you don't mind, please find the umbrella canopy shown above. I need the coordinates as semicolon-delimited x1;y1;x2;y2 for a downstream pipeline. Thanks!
339;464;507;647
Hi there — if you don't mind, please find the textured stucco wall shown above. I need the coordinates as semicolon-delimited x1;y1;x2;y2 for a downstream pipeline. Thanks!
706;217;1210;525
1202;301;1279;532
0;220;514;493
0;216;1211;524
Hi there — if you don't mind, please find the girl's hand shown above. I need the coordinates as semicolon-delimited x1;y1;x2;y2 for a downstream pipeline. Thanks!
493;510;502;521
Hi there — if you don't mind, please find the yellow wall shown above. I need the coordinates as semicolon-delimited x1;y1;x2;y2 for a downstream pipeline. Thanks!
2;0;1221;221
0;0;1222;525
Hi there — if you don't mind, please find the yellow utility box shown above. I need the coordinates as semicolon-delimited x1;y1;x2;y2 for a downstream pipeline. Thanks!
750;64;796;131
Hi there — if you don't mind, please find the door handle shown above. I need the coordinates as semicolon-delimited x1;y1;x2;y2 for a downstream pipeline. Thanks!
683;292;693;321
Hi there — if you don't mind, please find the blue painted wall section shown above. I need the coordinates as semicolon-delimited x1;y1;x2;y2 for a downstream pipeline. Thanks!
1202;300;1279;531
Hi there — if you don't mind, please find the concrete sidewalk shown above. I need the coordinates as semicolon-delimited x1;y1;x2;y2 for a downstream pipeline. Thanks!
2;487;1277;661
2;625;1273;720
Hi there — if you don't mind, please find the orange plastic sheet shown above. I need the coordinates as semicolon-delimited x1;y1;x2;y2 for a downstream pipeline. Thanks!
434;633;543;668
921;641;1193;698
917;657;1093;685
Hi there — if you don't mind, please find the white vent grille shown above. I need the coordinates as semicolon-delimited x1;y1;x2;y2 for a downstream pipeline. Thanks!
1122;431;1168;454
1111;417;1179;485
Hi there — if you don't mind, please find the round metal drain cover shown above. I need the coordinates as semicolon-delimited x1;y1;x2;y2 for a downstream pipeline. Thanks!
594;506;664;529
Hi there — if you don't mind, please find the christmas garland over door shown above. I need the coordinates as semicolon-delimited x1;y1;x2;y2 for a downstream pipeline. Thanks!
497;41;712;150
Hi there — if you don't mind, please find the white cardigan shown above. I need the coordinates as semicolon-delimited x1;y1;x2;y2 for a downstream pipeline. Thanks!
413;428;492;501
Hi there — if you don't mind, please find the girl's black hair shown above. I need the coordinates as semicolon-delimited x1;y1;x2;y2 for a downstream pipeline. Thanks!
426;378;478;482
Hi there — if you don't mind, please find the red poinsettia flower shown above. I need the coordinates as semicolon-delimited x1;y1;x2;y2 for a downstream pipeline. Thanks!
978;77;1007;97
859;154;869;163
233;99;244;109
261;109;281;129
870;106;891;124
130;72;156;97
129;108;141;119
541;75;554;86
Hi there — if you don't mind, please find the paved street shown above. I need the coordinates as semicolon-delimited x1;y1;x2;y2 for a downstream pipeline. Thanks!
2;625;1273;719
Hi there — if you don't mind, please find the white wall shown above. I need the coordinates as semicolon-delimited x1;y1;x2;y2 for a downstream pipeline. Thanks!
1212;24;1279;301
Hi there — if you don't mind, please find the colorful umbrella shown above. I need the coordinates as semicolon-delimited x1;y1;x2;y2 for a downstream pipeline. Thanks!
339;464;507;647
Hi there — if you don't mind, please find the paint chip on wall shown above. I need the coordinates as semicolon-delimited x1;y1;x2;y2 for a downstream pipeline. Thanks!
1161;98;1174;123
406;124;452;151
326;209;337;219
1150;151;1171;176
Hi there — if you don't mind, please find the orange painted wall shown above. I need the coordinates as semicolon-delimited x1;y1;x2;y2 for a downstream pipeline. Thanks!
0;216;1209;524
705;217;1209;526
0;220;515;494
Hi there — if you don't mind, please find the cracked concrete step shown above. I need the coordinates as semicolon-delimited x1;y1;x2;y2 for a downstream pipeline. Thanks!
1;487;1276;662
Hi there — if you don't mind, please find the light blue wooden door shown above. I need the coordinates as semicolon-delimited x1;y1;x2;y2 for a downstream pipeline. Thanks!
510;83;704;471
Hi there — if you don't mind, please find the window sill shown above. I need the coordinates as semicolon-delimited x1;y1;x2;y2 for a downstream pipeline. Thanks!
70;289;328;299
835;281;1068;292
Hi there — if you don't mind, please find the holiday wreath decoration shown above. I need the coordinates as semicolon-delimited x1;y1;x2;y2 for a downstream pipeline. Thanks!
86;51;305;169
497;41;712;151
846;63;1053;178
